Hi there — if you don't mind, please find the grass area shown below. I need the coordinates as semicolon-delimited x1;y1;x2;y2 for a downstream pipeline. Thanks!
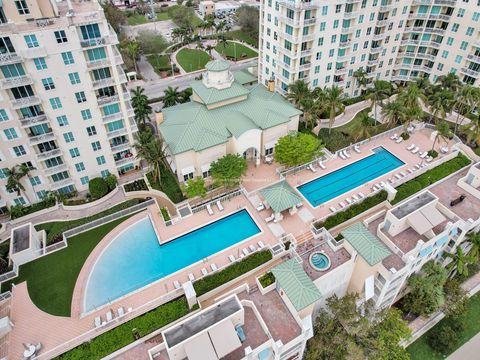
222;30;258;48
215;41;258;61
146;54;173;74
2;215;134;316
146;164;184;203
175;48;211;72
35;199;146;244
58;297;190;360
126;11;170;25
408;292;480;360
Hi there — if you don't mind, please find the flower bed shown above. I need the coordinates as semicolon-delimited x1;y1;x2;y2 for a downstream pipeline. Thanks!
124;179;148;192
160;207;171;222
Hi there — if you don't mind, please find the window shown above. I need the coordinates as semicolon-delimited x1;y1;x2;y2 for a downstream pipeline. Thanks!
56;115;69;127
80;24;101;41
4;128;18;140
437;63;444;71
91;141;101;151
63;132;74;143
447;37;454;45
455;55;462;64
460;41;468;50
69;148;80;158
335;4;341;13
466;27;474;36
29;176;41;186
80;176;89;185
86;126;97;136
96;155;106;165
61;51;74;65
81;109;92;120
15;1;30;15
183;171;194;182
51;171;70;182
75;162;85;172
50;97;62;109
14;197;26;206
106;120;124;132
24;34;38;48
34;57;47;70
54;30;67;43
451;23;459;32
458;8;465;17
318;37;324;46
37;190;47;199
75;91;87;103
1;63;25;78
333;20;339;29
322;5;328;15
473;12;480;21
68;72;80;85
86;47;107;62
442;50;449;59
101;170;109;178
12;145;26;157
319;22;326;31
102;103;120;116
42;77;55;90
0;109;8;122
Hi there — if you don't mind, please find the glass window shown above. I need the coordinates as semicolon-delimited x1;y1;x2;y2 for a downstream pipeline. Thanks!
0;63;25;78
101;170;109;177
13;145;26;157
81;109;92;120
15;0;30;15
80;176;89;185
68;72;81;85
86;47;107;62
29;176;41;186
63;132;74;143
42;77;55;90
69;148;80;158
466;27;474;36
54;30;68;43
75;162;85;172
80;24;101;40
34;57;47;70
56;115;69;127
106;120;124;132
0;109;8;122
75;91;86;103
91;141;101;151
61;51;74;65
24;34;39;48
86;126;97;136
4;128;18;140
49;97;62;109
96;155;106;165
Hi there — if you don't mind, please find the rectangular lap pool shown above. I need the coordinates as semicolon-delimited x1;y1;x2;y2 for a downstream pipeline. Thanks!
297;147;404;207
85;209;260;312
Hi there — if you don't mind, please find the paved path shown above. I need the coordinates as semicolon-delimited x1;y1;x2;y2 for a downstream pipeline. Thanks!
313;99;372;134
137;55;162;82
447;332;480;360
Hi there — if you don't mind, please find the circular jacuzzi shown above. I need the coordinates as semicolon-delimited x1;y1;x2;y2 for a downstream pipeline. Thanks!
309;251;331;271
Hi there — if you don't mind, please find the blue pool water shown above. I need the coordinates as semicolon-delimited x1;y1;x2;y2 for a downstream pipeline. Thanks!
297;147;404;207
84;209;260;312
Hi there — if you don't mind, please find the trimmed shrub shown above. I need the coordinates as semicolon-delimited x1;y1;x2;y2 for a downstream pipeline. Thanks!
342;94;367;106
401;132;410;140
124;179;148;192
318;128;351;152
194;250;273;296
259;271;275;288
88;177;109;199
428;149;439;158
10;196;56;220
160;207;170;221
105;174;118;191
426;319;462;354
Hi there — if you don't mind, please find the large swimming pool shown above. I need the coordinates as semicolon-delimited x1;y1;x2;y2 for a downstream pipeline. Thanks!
297;147;404;207
84;209;260;312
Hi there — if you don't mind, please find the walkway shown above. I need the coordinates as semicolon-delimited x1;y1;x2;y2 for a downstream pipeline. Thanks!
137;55;162;82
447;332;480;360
313;99;371;134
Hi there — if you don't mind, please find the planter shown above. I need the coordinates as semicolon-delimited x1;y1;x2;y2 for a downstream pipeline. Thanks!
256;273;276;295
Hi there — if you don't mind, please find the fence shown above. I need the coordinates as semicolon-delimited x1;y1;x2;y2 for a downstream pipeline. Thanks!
279;154;329;178
191;188;243;214
0;264;18;284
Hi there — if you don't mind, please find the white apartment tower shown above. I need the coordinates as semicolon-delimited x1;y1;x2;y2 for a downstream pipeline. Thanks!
259;0;480;96
0;0;138;212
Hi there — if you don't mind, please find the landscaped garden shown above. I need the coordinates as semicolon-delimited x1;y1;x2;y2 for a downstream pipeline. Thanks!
175;48;211;72
215;41;257;61
146;54;179;77
146;166;184;203
125;10;170;25
222;30;258;48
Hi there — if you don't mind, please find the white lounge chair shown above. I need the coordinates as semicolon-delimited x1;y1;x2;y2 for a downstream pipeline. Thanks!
400;171;407;177
188;273;195;282
308;163;317;172
441;146;449;153
318;161;326;170
201;268;208;276
426;156;433;162
256;202;265;211
329;206;336;213
206;203;214;215
420;152;428;159
211;263;218;272
94;316;103;328
354;145;361;153
415;164;421;169
388;178;394;184
339;201;346;208
396;137;403;143
406;143;415;151
395;173;402;180
265;213;275;223
258;241;265;249
106;310;113;322
372;184;380;191
242;248;250;256
346;198;353;204
411;147;419;154
173;280;181;289
408;168;414;173
228;255;236;262
339;152;346;160
343;150;351;158
249;244;257;252
352;195;359;202
358;192;365;198
117;307;125;317
390;133;398;140
216;200;224;211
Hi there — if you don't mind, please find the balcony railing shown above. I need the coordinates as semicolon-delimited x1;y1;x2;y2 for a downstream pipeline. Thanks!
86;58;110;69
50;178;75;191
0;75;33;89
115;156;135;166
299;62;311;70
467;54;480;64
102;112;123;124
20;114;48;127
280;16;300;26
107;128;128;139
376;19;389;27
461;67;480;77
335;67;347;75
339;40;351;48
29;132;55;145
44;163;68;176
80;36;115;48
37;148;61;160
92;77;116;88
11;96;41;109
370;46;383;54
97;94;120;106
0;53;22;65
111;142;131;152
344;11;358;19
368;59;379;66
379;4;393;11
304;18;316;25
372;33;386;41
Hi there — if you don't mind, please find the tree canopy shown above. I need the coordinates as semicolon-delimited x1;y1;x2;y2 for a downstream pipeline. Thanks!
210;154;247;188
235;5;259;36
274;132;324;167
181;177;207;198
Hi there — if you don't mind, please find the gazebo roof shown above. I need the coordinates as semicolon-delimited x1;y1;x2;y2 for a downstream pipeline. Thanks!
259;180;302;213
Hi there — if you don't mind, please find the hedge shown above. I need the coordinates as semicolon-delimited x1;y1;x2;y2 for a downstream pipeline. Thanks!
89;177;109;199
259;271;275;288
193;250;273;296
10;196;56;219
57;297;189;360
392;153;471;205
314;191;388;230
342;94;368;106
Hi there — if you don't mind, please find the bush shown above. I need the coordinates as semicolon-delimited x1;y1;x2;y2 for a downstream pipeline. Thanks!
258;271;275;288
88;177;109;199
160;207;170;221
194;250;273;296
105;174;118;191
124;179;148;192
59;297;189;360
146;167;184;203
428;149;439;158
426;320;461;354
314;191;388;230
318;128;351;152
10;196;56;220
392;153;471;204
136;30;169;54
401;132;410;140
342;94;367;106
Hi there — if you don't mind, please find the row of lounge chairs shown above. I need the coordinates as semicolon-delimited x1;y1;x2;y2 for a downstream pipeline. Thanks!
406;143;434;162
390;133;404;143
95;306;132;328
338;145;362;160
206;200;224;215
307;160;327;173
329;192;366;213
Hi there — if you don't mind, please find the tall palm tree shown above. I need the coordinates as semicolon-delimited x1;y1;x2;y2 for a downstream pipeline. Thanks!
286;80;311;107
352;68;367;97
381;100;407;127
205;44;215;55
436;73;462;92
415;77;433;97
445;246;475;277
461;115;480;146
161;86;181;108
6;164;34;203
126;41;141;74
133;130;166;184
454;85;480;134
323;85;346;134
131;86;152;128
427;89;454;123
431;121;451;151
352;111;373;141
466;232;480;260
368;80;392;124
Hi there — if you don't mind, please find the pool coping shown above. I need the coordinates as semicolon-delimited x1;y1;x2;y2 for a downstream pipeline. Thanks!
80;206;264;316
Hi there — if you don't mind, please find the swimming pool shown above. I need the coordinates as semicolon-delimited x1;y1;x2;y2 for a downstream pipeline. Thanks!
84;209;260;312
297;147;404;207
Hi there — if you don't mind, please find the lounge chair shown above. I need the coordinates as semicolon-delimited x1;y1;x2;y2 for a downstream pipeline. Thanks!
249;244;257;252
94;316;103;328
188;273;195;281
372;184;380;191
354;145;361;153
201;268;208;276
411;147;419;154
258;241;265;249
256;202;265;211
407;143;415;151
339;152;346;160
395;137;403;143
358;192;365;198
242;248;250;256
206;203;214;215
344;150;351;158
420;152;428;159
415;163;421;169
236;325;246;342
216;200;224;211
400;171;407;177
265;213;275;223
352;195;359;202
329;206;336;213
228;255;236;262
426;156;433;162
441;146;449;153
211;263;218;272
117;307;125;317
35;343;42;352
308;163;316;172
346;198;353;204
395;173;402;179
339;201;346;208
173;280;181;289
388;178;394;184
318;161;326;170
408;168;414;173
390;133;398;140
106;310;113;322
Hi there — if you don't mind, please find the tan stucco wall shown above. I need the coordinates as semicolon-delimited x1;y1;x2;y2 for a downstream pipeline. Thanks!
172;144;227;182
347;255;382;294
3;0;56;22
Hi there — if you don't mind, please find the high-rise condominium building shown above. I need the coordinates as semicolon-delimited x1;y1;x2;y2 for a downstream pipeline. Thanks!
259;0;480;96
0;0;137;212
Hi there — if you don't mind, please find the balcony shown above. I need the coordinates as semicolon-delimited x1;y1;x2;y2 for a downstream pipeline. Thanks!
280;16;300;27
434;0;456;5
412;0;432;3
302;33;314;41
401;51;436;61
102;112;123;124
339;40;351;49
0;75;33;89
467;54;480;64
376;19;389;27
80;36;115;48
97;94;120;106
11;96;41;109
107;128;128;139
344;11;357;19
29;132;55;145
0;53;22;65
408;13;428;20
299;62;311;70
335;67;347;75
19;47;47;59
44;163;68;176
37;148;61;160
115;155;135;166
86;57;110;69
50;178;75;191
278;0;320;9
379;4;393;11
429;13;451;21
372;33;386;41
111;142;131;152
370;46;383;54
300;48;312;57
304;18;316;25
424;27;445;35
368;59;379;66
20;114;48;128
92;77;116;89
341;26;354;34
461;67;480;77
281;32;296;42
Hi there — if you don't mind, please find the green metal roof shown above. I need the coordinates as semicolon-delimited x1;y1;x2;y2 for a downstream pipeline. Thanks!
191;80;250;105
271;259;322;311
233;70;257;85
341;223;391;266
159;84;302;155
205;59;231;72
259;180;302;213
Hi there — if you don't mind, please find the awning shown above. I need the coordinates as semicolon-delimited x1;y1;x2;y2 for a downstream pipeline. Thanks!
365;275;374;301
264;140;277;149
407;212;432;235
208;320;241;358
421;207;446;228
181;166;195;176
184;332;217;360
201;163;211;172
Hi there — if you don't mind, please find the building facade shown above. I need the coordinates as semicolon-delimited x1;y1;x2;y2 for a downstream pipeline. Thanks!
0;0;137;211
258;0;480;95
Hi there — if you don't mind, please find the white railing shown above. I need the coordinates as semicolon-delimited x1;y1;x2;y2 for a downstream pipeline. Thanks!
191;188;243;214
0;264;18;283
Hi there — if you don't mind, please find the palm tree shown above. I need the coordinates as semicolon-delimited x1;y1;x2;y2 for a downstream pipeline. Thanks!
162;86;181;108
217;35;228;49
431;121;451;151
381;100;407;127
427;89;454;123
131;86;152;128
352;68;367;97
461;115;480;146
466;232;480;260
368;80;392;124
323;85;346;134
286;80;311;107
436;73;462;92
6;164;34;203
205;44;215;55
126;41;141;74
133;130;166;184
445;246;475;277
454;85;480;134
415;77;433;97
352;111;373;141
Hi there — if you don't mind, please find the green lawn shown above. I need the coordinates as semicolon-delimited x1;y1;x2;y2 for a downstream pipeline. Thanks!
176;48;211;73
2;216;134;316
215;41;258;61
408;292;480;360
222;30;258;48
146;54;172;74
146;165;184;203
126;11;170;25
